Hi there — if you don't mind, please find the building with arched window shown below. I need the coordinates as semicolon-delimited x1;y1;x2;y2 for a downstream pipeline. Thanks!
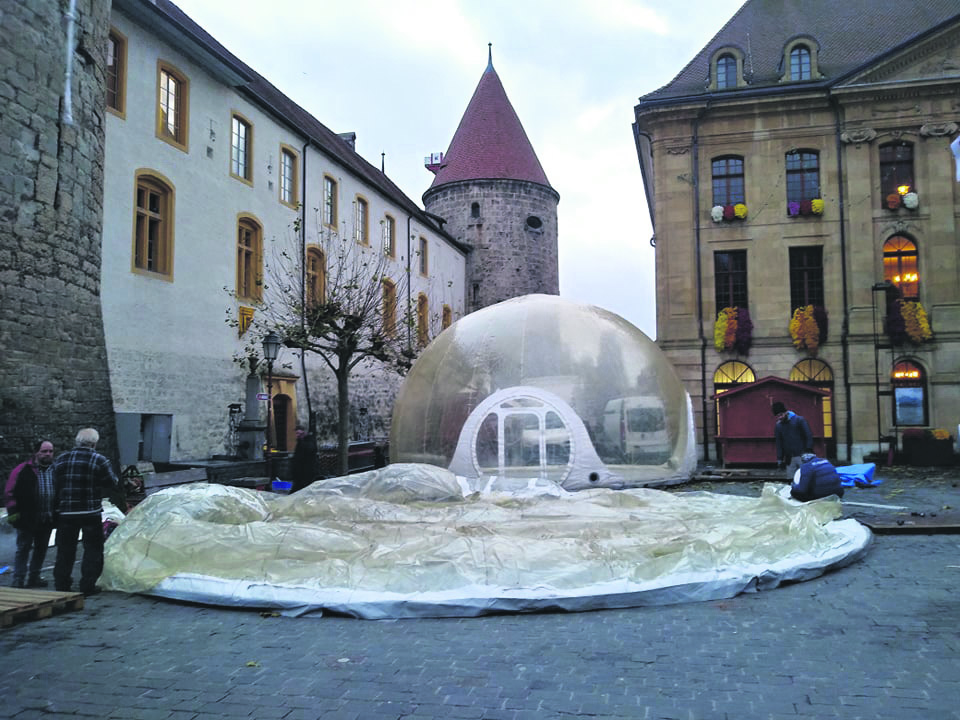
634;0;960;464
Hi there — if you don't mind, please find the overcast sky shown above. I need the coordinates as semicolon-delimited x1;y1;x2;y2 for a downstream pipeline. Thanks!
172;0;745;338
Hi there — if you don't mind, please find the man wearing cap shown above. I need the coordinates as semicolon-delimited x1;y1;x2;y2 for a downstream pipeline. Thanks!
772;401;813;480
791;453;844;502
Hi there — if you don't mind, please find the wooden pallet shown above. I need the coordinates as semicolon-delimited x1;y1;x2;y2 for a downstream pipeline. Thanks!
0;587;85;628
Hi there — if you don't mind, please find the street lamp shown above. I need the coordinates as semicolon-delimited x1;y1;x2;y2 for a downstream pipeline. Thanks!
262;331;281;483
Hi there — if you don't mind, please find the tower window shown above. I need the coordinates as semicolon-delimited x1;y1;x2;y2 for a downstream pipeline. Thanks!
525;215;542;231
471;202;480;219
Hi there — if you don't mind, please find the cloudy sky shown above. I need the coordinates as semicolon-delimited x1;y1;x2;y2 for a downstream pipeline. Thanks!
173;0;745;338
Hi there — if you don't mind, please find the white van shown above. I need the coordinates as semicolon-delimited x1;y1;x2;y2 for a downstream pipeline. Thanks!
602;396;670;464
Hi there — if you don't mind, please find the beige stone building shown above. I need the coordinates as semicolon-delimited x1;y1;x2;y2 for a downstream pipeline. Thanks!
633;0;960;464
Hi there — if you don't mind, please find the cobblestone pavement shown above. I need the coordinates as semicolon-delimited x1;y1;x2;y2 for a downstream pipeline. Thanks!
1;466;958;720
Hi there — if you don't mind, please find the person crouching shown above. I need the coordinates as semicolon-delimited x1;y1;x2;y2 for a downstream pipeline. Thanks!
791;453;844;502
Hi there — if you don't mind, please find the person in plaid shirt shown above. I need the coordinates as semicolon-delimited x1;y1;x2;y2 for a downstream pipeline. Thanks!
4;440;56;588
52;428;120;596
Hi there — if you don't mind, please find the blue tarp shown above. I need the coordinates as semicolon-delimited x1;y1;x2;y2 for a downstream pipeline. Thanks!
837;463;880;487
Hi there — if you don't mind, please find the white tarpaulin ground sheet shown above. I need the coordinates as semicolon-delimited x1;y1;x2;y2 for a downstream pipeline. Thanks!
100;464;871;619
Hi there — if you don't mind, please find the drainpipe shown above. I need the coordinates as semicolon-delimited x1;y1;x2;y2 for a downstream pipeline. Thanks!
62;0;77;125
692;103;711;461
406;215;413;351
830;96;853;461
300;140;313;430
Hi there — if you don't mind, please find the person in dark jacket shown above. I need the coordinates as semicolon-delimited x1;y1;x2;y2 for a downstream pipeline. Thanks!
772;401;813;480
289;425;318;493
52;428;121;596
4;440;56;588
791;453;844;501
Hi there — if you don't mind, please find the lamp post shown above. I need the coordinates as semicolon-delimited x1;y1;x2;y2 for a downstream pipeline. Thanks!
262;331;281;483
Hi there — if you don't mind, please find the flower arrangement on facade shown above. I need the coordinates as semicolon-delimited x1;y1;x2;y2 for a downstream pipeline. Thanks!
734;203;748;219
810;198;824;215
886;299;932;345
903;192;919;210
885;192;902;210
903;427;953;442
714;307;752;354
712;204;748;223
789;304;824;353
711;205;724;222
788;201;801;216
788;199;823;217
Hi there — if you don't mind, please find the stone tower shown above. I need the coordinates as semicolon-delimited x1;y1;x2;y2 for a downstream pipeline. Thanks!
0;0;117;475
423;47;559;313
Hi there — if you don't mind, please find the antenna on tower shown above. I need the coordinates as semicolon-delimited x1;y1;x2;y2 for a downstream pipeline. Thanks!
487;43;493;71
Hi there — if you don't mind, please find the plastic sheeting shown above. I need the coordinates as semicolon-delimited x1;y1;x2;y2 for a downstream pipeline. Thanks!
390;295;698;489
101;464;871;619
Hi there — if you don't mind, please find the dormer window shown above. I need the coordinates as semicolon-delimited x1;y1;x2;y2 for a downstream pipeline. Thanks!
710;48;745;91
781;38;821;83
790;46;811;80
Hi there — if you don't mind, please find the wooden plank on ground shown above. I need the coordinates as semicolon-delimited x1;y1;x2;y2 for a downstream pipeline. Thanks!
0;587;85;628
856;511;960;534
144;467;208;494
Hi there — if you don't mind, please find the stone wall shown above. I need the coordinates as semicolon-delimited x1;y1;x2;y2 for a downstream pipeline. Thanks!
424;179;559;312
0;0;115;475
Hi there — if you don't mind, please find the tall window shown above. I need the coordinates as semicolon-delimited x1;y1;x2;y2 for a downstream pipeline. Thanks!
230;114;253;182
323;176;337;228
306;247;325;308
417;293;429;348
419;236;429;276
279;146;298;207
382;279;397;336
789;246;824;309
713;361;755;434
714;250;747;309
712;156;745;206
892;360;927;426
716;54;737;89
790;46;811;80
236;216;262;301
157;63;188;150
133;173;173;276
883;236;919;300
791;359;834;455
442;305;452;330
786;150;820;206
354;196;368;244
879;142;915;206
383;215;396;258
106;30;126;115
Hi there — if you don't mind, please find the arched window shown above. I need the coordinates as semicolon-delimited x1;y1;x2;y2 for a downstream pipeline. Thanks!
879;141;915;207
236;215;262;301
883;236;919;300
417;293;429;348
790;46;811;80
711;155;745;207
381;278;397;337
133;171;174;277
892;359;927;426
306;246;325;308
791;359;834;456
716;54;737;89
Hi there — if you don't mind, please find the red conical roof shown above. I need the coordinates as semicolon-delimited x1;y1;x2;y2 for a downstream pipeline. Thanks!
429;54;552;189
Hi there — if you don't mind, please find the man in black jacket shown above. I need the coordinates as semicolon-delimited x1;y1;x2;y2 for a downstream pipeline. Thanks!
772;401;813;480
289;425;318;493
791;453;844;501
4;440;56;588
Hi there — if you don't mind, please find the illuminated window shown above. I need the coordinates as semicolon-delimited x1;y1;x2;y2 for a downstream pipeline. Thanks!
417;293;429;348
789;246;824;309
713;361;755;434
279;146;298;207
157;62;188;150
383;214;396;258
442;305;452;329
106;29;126;116
714;250;747;309
382;278;397;336
133;172;173;277
786;150;820;206
712;156;744;206
791;359;834;444
883;236;919;300
230;114;253;182
879;142;914;207
716;54;737;89
419;236;429;276
306;246;325;308
354;196;368;244
892;360;927;426
790;46;811;80
236;216;262;301
322;175;337;228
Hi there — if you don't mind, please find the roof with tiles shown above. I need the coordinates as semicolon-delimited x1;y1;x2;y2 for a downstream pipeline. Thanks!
428;51;552;190
640;0;960;106
142;0;457;245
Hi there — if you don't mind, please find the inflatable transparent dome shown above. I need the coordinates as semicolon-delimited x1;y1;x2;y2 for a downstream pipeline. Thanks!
390;295;697;489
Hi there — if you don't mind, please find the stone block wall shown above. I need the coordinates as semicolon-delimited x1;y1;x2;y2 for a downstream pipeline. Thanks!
0;0;116;475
